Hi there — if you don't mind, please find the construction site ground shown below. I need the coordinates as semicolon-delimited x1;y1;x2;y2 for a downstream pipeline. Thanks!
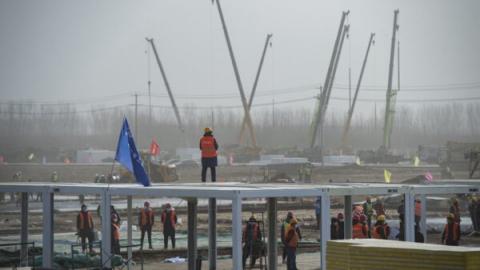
0;163;478;269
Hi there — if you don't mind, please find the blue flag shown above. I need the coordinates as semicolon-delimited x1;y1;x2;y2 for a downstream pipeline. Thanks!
114;118;151;186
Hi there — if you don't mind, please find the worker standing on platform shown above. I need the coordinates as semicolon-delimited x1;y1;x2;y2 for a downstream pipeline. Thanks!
372;215;390;239
161;203;177;249
199;127;219;182
442;213;460;246
242;215;262;269
76;204;95;254
139;201;154;249
285;217;300;270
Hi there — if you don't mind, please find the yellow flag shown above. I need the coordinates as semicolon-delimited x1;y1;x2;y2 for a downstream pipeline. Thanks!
384;169;392;183
413;156;420;167
355;157;361;166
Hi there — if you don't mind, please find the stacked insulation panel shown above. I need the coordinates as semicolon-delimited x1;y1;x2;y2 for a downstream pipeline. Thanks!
327;239;480;270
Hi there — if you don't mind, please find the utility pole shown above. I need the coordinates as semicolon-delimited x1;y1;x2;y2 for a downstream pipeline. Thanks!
382;9;399;151
341;33;375;149
212;0;257;148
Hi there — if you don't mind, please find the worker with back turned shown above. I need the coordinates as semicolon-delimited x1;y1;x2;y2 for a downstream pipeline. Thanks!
199;127;219;182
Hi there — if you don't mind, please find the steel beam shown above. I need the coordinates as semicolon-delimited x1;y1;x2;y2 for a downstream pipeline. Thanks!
404;192;415;242
188;199;198;270
20;192;28;266
320;193;330;270
267;198;278;270
231;195;242;270
420;194;427;242
42;191;54;269
127;195;133;269
101;192;112;268
208;198;217;270
344;195;352;239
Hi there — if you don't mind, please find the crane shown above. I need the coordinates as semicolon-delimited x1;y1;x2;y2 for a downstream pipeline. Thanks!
310;11;350;149
238;34;273;145
382;9;399;151
145;38;185;134
212;0;257;148
341;33;375;149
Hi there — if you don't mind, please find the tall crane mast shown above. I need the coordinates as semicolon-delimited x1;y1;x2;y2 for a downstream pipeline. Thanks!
310;11;350;149
238;34;273;145
146;38;185;134
212;0;257;148
382;9;399;150
341;33;375;149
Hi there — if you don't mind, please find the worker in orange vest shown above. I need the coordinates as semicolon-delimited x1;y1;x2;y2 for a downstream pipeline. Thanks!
138;201;154;249
352;215;368;239
111;214;121;254
285;217;300;270
242;216;262;269
161;203;177;249
199;127;219;182
76;204;95;253
442;213;461;246
372;215;390;239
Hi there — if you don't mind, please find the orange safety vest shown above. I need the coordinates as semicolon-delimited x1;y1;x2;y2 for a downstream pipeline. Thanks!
415;202;421;217
78;212;93;230
112;224;120;240
372;224;389;239
200;136;217;158
140;208;154;226
352;223;366;239
161;210;176;229
285;224;299;248
444;223;460;241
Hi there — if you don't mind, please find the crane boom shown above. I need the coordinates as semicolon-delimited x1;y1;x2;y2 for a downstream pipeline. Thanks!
146;38;185;133
382;9;399;150
238;34;273;144
310;11;349;148
341;33;375;148
213;0;257;148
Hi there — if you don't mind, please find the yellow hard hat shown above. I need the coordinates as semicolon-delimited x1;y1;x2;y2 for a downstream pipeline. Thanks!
377;215;385;222
204;127;213;133
447;213;455;219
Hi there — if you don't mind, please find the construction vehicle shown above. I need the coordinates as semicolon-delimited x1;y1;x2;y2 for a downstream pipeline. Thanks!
379;9;400;158
341;33;375;151
146;38;186;140
466;150;479;179
212;0;257;149
309;11;350;161
119;152;178;183
238;34;273;145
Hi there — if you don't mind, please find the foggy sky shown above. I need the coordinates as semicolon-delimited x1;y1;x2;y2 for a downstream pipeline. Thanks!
1;0;479;116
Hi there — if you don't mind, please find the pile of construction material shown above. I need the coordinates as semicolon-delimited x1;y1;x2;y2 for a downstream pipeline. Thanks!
327;239;480;270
